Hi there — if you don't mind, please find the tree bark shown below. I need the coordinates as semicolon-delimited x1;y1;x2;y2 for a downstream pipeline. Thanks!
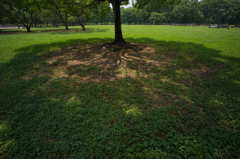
17;22;20;29
26;26;31;32
77;9;86;31
65;13;69;30
65;22;69;30
77;16;86;31
81;16;86;31
112;0;126;45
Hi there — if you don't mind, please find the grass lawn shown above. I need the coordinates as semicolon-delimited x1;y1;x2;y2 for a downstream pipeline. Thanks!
0;25;240;158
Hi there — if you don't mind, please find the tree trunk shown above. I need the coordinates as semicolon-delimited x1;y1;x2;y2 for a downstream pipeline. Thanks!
81;16;86;31
112;0;126;45
26;26;31;32
65;13;69;30
65;23;69;30
77;15;86;31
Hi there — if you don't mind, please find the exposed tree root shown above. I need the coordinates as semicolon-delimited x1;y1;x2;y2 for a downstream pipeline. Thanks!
46;42;158;82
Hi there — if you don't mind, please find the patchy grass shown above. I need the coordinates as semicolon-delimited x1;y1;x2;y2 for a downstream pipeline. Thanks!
0;25;240;158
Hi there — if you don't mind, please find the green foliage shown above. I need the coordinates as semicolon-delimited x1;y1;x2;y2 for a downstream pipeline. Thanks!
149;12;168;23
221;0;240;24
85;1;111;21
170;0;203;23
1;0;43;31
136;0;181;10
10;0;42;14
121;7;148;24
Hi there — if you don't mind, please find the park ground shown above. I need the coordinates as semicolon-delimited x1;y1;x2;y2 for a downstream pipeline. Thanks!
0;25;240;158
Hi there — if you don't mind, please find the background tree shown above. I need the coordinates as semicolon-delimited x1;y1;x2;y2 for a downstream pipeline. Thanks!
89;2;111;25
221;0;240;24
122;8;136;24
40;9;61;27
71;0;90;31
103;9;114;24
45;0;75;30
170;0;203;23
0;1;21;28
149;12;162;24
121;7;145;24
3;0;42;32
199;0;224;24
0;0;10;24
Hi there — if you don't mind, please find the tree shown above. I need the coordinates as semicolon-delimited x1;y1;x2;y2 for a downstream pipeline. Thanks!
221;0;240;24
71;0;89;30
40;9;61;27
0;1;21;27
83;2;111;26
122;8;136;24
0;0;10;24
149;12;162;24
199;0;224;24
44;0;75;30
103;9;114;24
3;0;42;32
121;7;144;24
110;0;129;44
170;0;203;23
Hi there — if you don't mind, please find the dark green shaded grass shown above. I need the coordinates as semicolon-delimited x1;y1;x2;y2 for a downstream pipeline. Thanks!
0;26;240;158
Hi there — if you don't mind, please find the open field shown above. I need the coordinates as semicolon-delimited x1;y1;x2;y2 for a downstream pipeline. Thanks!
0;25;240;158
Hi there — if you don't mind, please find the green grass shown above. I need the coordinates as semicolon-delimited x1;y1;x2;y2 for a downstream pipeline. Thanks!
0;25;240;158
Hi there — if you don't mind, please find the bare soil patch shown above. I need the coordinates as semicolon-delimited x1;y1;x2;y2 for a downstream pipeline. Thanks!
38;43;160;82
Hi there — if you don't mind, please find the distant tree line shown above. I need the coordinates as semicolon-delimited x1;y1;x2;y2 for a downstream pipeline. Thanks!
0;0;111;31
118;0;240;25
1;0;239;32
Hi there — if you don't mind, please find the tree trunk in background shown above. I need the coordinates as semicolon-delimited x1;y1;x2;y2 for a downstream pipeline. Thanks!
81;16;86;31
65;22;69;30
77;13;86;31
26;26;31;32
65;13;69;30
112;0;126;45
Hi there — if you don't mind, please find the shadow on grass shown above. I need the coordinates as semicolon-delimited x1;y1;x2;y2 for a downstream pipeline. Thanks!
0;38;240;158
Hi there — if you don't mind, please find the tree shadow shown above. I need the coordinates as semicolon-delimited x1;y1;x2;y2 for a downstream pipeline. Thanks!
0;38;239;158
